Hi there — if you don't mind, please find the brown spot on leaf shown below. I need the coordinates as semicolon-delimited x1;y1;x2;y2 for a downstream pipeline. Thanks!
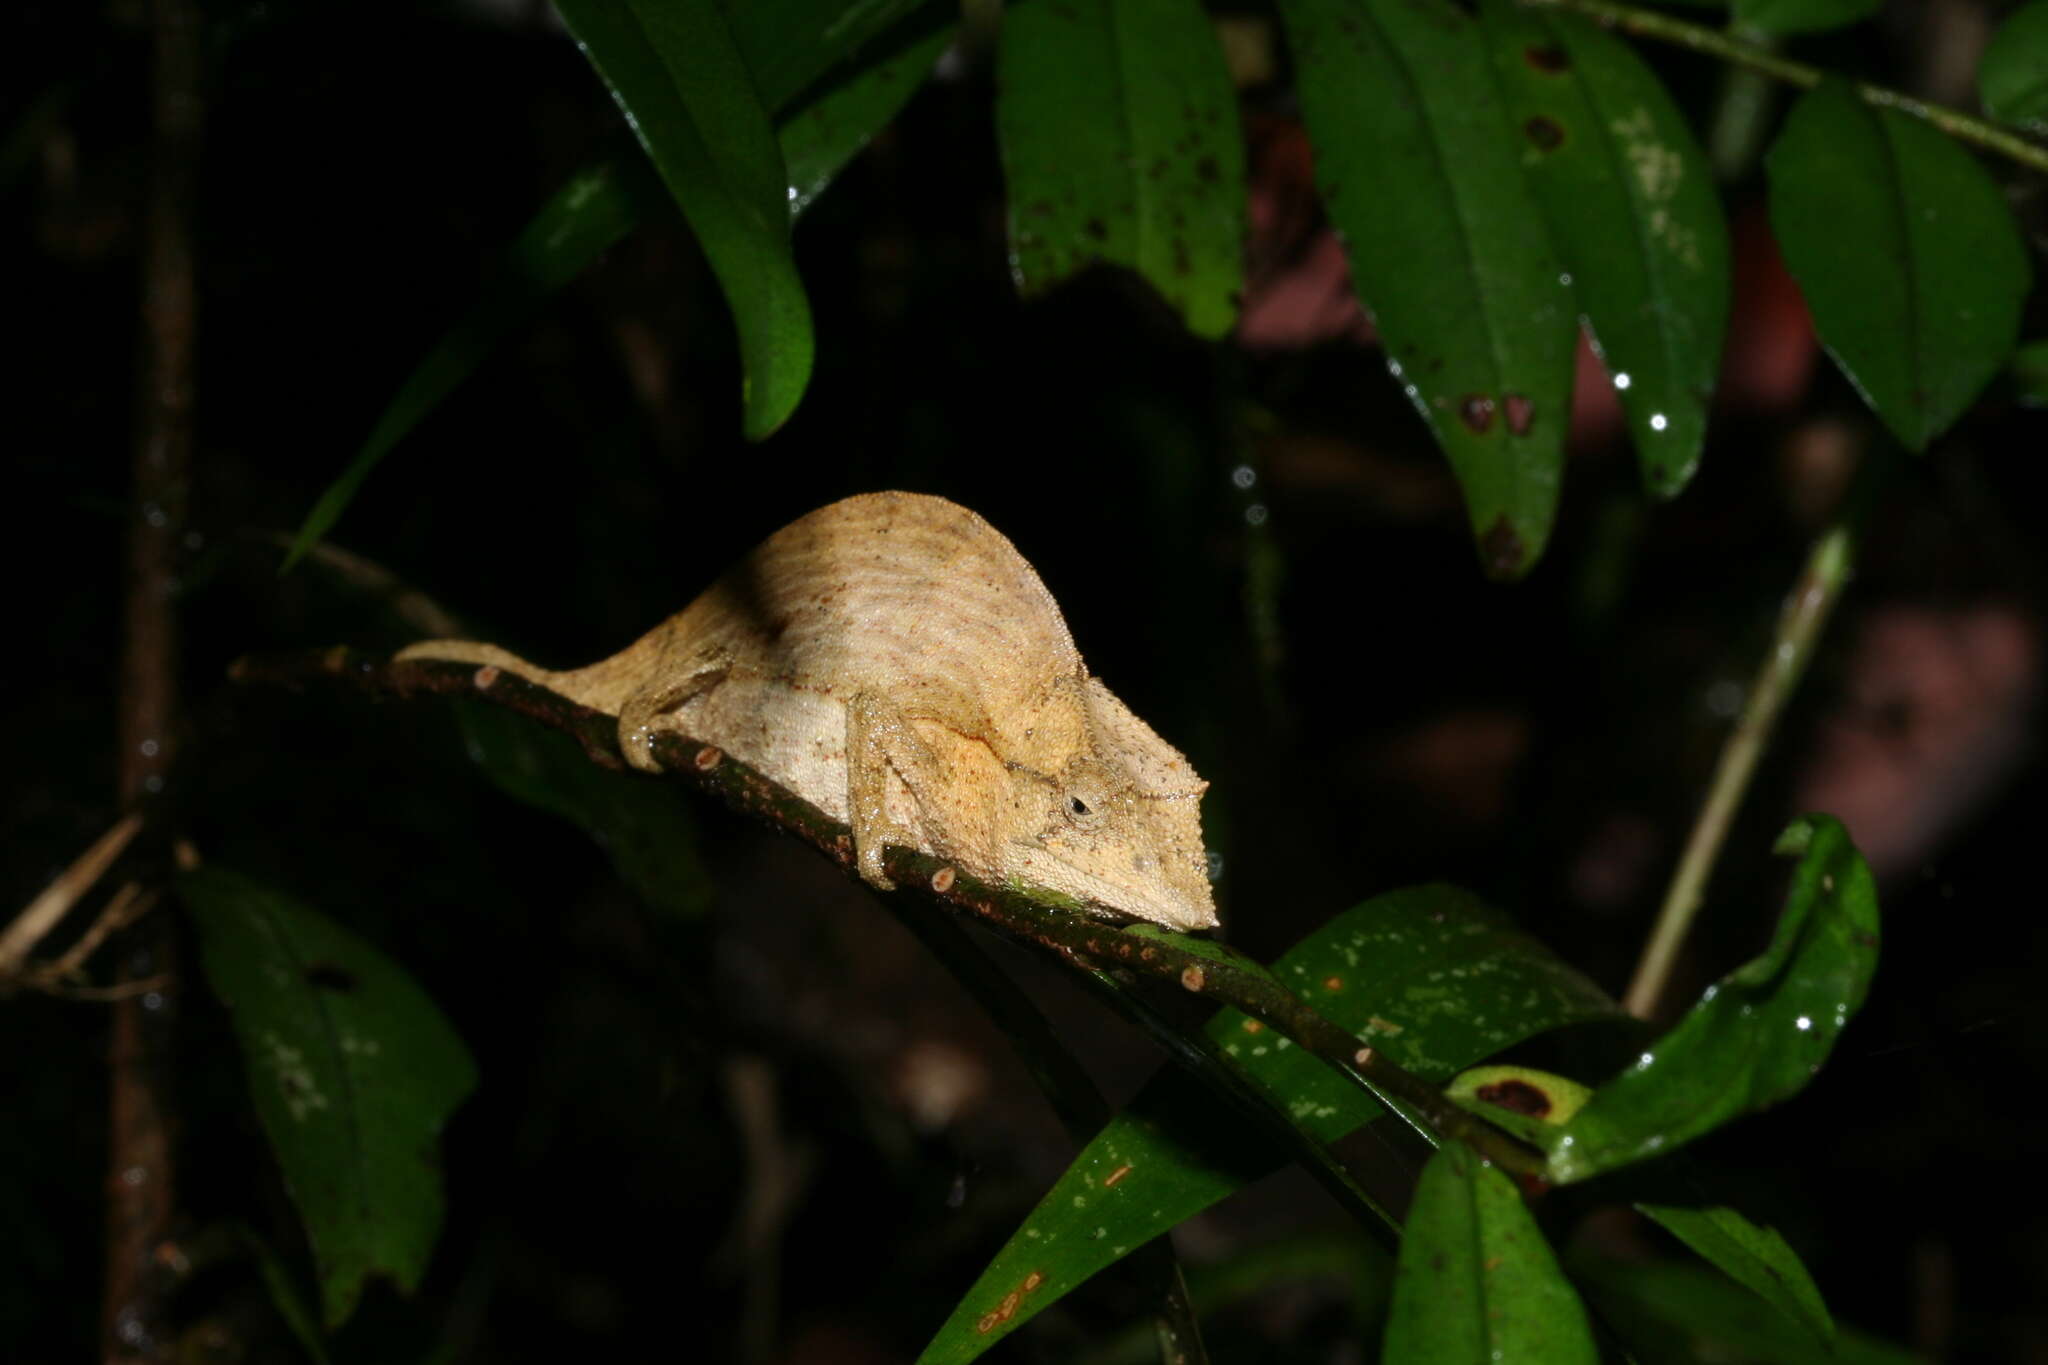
304;962;357;992
1180;965;1206;992
1524;116;1564;151
1242;1017;1264;1033
1460;394;1496;433
693;745;723;771
930;866;956;893
1482;516;1527;577
1103;1164;1134;1188
1323;975;1344;991
1085;217;1108;242
1475;1078;1554;1117
1524;43;1570;71
1504;392;1535;435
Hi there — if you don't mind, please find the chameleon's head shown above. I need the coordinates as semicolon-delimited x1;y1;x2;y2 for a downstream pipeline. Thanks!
1002;679;1219;933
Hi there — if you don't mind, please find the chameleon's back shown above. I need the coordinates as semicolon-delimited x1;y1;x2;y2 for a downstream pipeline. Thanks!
666;490;1084;708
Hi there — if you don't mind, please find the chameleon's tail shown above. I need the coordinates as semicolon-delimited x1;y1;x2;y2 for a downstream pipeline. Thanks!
393;639;565;689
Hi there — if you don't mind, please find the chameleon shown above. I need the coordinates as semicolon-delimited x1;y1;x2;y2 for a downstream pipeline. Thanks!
396;490;1220;932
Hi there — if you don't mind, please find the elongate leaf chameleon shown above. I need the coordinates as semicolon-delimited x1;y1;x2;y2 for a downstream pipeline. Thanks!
398;491;1220;931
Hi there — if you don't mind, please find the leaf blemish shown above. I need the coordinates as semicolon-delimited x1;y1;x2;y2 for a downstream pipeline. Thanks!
1459;395;1497;433
1523;43;1570;72
1504;393;1535;436
1104;1163;1134;1187
1475;1078;1553;1117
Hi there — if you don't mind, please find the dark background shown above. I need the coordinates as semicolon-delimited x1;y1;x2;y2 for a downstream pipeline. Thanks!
7;0;2047;1359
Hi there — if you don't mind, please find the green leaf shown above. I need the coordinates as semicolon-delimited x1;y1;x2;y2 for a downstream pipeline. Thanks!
917;885;1619;1364
1636;1203;1833;1345
1731;0;1880;36
784;25;954;216
1981;0;2048;131
182;866;477;1327
1280;0;1577;578
1481;4;1730;497
996;0;1246;338
235;1225;333;1365
554;0;813;441
282;159;655;571
723;0;937;117
1383;1141;1597;1365
1549;815;1879;1183
452;700;712;919
1572;1257;1923;1365
1767;80;2031;451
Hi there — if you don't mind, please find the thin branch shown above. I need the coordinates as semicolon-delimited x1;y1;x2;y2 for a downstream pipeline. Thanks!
231;648;1548;1183
1624;498;1862;1019
1519;0;2048;176
106;0;201;1353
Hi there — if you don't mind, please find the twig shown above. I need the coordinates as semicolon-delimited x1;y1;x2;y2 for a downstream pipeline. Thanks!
231;648;1548;1182
1518;0;2048;176
1624;499;1862;1018
0;814;142;973
106;0;201;1352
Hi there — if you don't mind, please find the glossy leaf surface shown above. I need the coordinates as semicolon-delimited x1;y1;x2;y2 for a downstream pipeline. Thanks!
554;0;811;440
1768;80;2031;451
1980;0;2048;130
784;25;953;216
1482;2;1730;496
1282;0;1577;577
1637;1202;1833;1345
452;700;712;919
1550;815;1878;1183
184;866;476;1326
918;884;1618;1363
1382;1141;1597;1365
997;0;1246;337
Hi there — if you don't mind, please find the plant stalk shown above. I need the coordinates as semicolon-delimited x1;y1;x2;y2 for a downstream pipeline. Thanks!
1623;510;1858;1019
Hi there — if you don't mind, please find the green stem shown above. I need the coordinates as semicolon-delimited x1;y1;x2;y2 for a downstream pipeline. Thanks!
1519;0;2048;176
1706;26;1781;180
1623;496;1863;1018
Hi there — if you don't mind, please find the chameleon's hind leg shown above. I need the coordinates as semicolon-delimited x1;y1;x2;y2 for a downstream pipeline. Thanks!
616;653;730;773
845;688;999;890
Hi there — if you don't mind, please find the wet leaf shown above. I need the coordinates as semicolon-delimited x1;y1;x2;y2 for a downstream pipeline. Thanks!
183;866;476;1327
453;700;712;919
1382;1140;1597;1365
917;884;1619;1363
1280;0;1577;578
1768;80;2031;451
1731;0;1881;36
554;0;812;441
1637;1203;1833;1345
1572;1257;1922;1365
997;0;1246;338
1549;815;1879;1183
282;159;656;571
1980;0;2048;131
1482;3;1730;497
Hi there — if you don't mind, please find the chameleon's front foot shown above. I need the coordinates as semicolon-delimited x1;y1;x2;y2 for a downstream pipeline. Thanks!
613;710;667;774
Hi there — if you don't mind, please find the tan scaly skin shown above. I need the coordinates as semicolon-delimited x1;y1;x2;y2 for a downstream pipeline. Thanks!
397;491;1220;932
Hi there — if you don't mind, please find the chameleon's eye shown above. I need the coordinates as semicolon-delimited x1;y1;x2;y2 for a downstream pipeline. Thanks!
1061;789;1107;832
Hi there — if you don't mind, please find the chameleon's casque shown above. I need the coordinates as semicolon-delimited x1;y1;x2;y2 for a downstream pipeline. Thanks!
398;491;1219;931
